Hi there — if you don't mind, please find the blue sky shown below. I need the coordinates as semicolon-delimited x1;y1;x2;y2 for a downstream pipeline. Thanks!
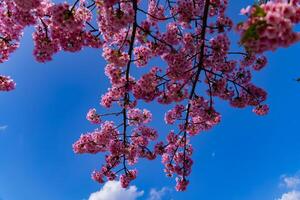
1;1;300;200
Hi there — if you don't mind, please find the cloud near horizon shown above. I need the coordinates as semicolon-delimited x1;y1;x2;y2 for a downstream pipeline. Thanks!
88;181;144;200
147;187;171;200
277;172;300;200
277;191;300;200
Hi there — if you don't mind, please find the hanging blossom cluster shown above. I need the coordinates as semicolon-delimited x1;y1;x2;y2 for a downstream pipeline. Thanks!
72;0;272;191
238;0;300;53
1;0;299;192
0;0;102;90
32;0;102;62
0;75;16;91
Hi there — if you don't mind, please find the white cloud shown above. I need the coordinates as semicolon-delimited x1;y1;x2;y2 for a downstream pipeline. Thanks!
277;190;300;200
148;187;171;200
282;175;300;189
88;181;144;200
0;125;8;131
277;172;300;200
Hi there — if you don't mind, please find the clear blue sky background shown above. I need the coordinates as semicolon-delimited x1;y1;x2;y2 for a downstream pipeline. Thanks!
1;1;300;200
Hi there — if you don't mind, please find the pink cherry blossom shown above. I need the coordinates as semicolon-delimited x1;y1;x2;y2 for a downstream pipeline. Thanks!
86;108;101;124
237;1;300;53
1;0;290;193
127;108;152;126
91;170;105;184
253;104;269;116
0;75;16;91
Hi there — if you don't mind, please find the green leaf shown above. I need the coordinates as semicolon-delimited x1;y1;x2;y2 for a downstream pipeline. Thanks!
252;5;266;17
241;24;259;44
240;20;267;44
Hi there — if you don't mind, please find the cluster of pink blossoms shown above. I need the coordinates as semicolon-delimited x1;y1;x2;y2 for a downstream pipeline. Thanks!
1;0;102;63
127;108;152;126
74;0;161;183
161;131;193;191
1;0;102;90
238;0;300;53
165;105;185;125
96;0;135;41
72;0;274;191
132;67;160;102
0;0;25;64
73;121;119;154
2;0;299;193
86;108;101;124
0;75;16;91
33;1;102;62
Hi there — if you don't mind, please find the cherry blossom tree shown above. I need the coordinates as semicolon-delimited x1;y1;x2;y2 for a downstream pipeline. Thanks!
1;0;300;192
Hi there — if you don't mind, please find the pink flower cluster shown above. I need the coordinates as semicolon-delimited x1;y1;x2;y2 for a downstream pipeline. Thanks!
0;75;16;91
165;105;185;125
86;108;101;124
238;0;300;53
74;0;161;183
171;0;201;28
120;169;137;188
73;121;119;154
96;0;135;41
134;46;152;67
72;0;273;191
132;67;160;102
0;1;24;63
103;47;129;67
74;115;158;187
147;0;165;24
253;104;269;115
0;0;279;192
33;2;102;62
161;131;193;191
127;108;152;126
186;97;221;136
